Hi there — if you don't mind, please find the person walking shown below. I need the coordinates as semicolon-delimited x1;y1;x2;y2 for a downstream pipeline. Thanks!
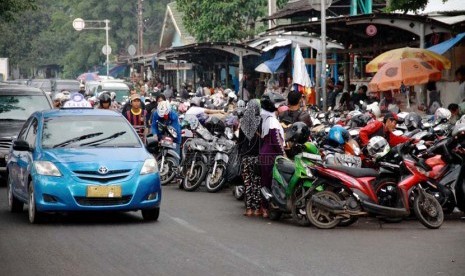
259;92;286;218
238;99;262;216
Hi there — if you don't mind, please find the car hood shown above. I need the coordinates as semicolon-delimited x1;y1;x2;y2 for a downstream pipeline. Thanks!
0;120;26;139
42;147;149;164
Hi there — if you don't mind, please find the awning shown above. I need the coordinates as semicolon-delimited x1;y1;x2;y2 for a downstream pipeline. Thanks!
255;47;290;74
427;32;465;54
262;40;292;52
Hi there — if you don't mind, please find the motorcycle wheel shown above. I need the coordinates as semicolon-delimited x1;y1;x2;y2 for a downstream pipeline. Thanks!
206;163;227;193
306;191;341;229
157;156;178;186
232;185;245;201
373;178;403;223
182;161;207;192
290;188;310;226
414;192;444;229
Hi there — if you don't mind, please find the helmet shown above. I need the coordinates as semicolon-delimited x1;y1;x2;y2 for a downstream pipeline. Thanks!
99;92;112;104
328;125;350;146
367;136;390;160
434;107;451;123
205;116;225;135
303;142;319;155
261;92;286;112
110;92;116;101
285;122;310;144
404;112;422;130
366;102;381;119
190;97;202;107
227;91;237;102
157;101;171;119
237;100;245;109
53;92;64;102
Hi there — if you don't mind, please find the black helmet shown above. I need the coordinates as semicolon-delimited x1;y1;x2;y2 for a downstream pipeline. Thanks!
261;92;286;112
286;122;310;144
99;92;112;104
205;116;225;135
404;112;422;130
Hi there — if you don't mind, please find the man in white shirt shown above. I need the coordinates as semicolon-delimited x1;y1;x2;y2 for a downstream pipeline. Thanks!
456;66;465;102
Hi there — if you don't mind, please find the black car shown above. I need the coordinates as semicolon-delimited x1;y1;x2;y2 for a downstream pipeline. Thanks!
0;84;53;183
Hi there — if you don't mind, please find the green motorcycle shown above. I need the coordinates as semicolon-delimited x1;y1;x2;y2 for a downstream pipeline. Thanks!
261;123;322;226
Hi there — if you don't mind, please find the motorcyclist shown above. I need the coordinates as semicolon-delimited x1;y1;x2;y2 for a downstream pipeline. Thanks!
53;92;64;109
78;83;86;96
98;92;113;110
359;112;410;147
151;100;182;154
279;90;313;128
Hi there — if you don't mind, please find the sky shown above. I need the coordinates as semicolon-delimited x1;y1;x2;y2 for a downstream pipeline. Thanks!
420;0;465;13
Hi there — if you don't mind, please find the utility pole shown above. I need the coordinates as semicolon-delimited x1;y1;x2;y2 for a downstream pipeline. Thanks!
268;0;277;29
137;0;144;56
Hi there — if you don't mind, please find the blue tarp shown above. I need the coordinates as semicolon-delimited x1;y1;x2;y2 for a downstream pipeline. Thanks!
263;47;290;73
428;33;465;54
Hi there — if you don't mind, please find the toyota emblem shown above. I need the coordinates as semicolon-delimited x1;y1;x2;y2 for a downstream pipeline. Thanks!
98;166;109;174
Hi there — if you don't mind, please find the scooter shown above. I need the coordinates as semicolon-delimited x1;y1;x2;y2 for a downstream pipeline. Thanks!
306;140;444;229
261;141;322;225
153;122;181;186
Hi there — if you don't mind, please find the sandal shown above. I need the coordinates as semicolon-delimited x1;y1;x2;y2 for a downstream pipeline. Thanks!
253;209;263;217
244;209;253;217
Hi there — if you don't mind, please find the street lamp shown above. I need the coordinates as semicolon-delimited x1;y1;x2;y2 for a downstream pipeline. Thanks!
308;0;332;110
73;18;111;77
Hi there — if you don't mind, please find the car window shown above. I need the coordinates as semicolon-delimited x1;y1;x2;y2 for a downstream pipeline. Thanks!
25;118;38;147
0;95;51;120
17;117;33;141
42;115;142;149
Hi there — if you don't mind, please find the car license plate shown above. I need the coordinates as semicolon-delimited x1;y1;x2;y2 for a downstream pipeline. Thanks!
87;186;122;198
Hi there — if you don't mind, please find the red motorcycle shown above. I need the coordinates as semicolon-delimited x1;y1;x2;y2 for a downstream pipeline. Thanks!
306;141;444;229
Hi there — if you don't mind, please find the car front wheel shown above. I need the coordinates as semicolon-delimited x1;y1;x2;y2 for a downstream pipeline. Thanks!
28;181;43;224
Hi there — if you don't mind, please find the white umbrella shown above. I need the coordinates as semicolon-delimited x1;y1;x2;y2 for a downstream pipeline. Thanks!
292;44;312;87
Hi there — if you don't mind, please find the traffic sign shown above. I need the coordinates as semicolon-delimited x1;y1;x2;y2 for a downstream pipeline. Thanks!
73;18;85;31
102;45;112;55
128;44;136;57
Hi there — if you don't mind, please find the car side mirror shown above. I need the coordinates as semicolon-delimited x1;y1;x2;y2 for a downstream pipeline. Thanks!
13;140;31;152
145;135;158;154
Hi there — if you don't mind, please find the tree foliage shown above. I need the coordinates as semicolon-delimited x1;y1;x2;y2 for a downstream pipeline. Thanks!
0;0;170;78
177;0;287;42
387;0;448;14
0;0;36;22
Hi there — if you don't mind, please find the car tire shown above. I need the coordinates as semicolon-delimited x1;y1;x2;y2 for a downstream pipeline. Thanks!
7;174;23;213
141;207;160;221
28;181;43;224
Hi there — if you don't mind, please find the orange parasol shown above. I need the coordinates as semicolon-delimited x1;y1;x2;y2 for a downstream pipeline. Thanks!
368;58;442;92
365;47;451;73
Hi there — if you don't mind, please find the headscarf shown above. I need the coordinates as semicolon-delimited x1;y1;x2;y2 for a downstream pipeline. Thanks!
261;109;285;141
240;99;261;141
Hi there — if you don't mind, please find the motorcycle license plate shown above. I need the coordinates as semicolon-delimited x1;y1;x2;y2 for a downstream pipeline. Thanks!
87;185;122;198
302;152;322;162
334;153;361;167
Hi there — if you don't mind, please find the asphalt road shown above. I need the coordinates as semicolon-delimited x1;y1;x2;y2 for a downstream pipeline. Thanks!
1;184;465;276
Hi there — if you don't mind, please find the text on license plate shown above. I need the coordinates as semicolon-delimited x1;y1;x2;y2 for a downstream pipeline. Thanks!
87;186;122;198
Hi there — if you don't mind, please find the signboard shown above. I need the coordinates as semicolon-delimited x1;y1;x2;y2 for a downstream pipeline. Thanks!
163;63;193;70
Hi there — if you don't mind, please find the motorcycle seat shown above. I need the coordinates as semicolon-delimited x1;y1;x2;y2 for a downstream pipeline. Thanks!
276;157;296;184
325;164;378;178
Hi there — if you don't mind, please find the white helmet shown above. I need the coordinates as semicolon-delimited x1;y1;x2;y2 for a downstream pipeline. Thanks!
53;92;64;102
157;101;171;118
367;136;390;160
227;91;237;101
366;102;381;119
237;100;245;109
434;107;451;123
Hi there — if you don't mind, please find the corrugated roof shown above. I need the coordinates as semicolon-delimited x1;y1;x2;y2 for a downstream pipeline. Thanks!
166;2;196;45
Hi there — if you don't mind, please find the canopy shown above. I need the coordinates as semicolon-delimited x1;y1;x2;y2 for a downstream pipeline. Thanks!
255;47;290;74
427;33;465;55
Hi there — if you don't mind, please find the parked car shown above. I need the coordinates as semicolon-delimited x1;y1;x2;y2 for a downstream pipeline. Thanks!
6;104;161;223
0;84;53;184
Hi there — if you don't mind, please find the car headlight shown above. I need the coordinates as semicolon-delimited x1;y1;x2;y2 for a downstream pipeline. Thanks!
140;158;158;175
34;161;62;177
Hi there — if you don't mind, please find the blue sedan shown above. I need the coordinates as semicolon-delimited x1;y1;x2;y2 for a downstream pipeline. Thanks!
6;108;161;223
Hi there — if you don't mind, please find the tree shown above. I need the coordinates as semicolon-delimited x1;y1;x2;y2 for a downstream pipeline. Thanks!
387;0;448;14
176;0;287;42
0;0;36;22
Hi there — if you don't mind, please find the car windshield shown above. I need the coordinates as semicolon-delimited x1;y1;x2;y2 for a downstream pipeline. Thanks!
0;95;51;120
56;81;80;92
30;80;52;91
42;116;142;149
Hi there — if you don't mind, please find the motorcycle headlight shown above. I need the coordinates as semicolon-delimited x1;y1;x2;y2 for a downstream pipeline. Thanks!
216;144;227;151
168;126;178;139
305;166;313;178
34;161;62;177
140;158;158;175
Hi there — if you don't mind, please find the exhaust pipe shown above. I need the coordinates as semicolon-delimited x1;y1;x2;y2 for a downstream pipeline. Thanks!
311;195;344;212
260;187;274;201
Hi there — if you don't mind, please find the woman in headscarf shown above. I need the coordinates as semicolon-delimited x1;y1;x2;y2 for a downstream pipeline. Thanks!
259;92;286;218
238;99;262;216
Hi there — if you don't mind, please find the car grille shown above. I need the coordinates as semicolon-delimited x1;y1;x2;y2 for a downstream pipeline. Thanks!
73;169;132;183
0;138;12;150
74;196;132;206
